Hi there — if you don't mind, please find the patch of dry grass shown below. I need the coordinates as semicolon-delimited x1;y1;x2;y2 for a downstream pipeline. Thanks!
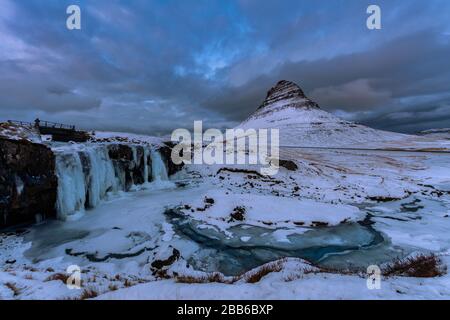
108;284;118;291
5;282;21;296
123;278;135;287
176;260;287;285
176;272;234;284
45;272;70;284
382;254;446;278
243;260;284;283
79;288;98;300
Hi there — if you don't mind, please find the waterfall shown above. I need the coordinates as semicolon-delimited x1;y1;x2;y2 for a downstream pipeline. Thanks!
151;150;169;181
84;147;117;208
143;148;150;183
55;152;86;220
54;145;170;219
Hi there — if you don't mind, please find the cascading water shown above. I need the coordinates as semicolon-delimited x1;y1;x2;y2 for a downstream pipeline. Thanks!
84;147;117;208
151;150;169;181
55;152;86;220
54;144;170;219
143;148;149;183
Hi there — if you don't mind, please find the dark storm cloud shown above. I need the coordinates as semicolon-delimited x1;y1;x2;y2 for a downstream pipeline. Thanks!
207;30;450;121
0;0;450;134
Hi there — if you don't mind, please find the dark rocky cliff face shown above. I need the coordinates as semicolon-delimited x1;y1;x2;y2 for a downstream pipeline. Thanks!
257;80;320;111
158;143;184;176
107;144;152;190
0;138;57;228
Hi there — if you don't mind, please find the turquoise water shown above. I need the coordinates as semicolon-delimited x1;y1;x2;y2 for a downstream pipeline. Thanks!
165;209;386;276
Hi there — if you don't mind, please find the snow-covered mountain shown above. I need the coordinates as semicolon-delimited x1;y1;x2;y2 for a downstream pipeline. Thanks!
239;80;417;148
419;128;450;140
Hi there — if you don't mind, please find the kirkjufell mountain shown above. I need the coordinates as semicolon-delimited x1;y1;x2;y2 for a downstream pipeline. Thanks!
239;80;414;148
254;80;320;115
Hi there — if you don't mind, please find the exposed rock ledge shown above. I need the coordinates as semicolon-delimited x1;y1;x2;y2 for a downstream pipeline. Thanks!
0;138;57;228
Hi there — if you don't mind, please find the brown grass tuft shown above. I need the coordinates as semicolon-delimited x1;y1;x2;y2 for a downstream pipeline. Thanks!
108;284;118;291
382;254;446;278
45;272;70;284
176;272;233;284
244;260;283;283
79;288;98;300
123;278;135;287
5;282;21;296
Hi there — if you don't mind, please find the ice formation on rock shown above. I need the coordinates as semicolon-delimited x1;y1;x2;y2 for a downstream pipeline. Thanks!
55;145;168;219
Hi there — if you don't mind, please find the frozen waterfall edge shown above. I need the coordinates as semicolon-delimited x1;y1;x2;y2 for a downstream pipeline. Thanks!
55;144;175;220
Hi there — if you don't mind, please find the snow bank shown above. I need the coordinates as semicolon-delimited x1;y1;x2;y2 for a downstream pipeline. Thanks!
180;190;363;230
96;256;450;300
91;131;164;146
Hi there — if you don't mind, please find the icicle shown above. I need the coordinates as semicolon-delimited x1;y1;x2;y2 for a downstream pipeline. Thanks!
55;152;86;219
130;145;138;186
151;150;169;181
143;147;149;183
85;146;117;208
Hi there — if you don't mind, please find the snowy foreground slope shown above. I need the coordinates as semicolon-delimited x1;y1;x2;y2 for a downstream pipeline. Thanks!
2;148;449;300
1;82;450;300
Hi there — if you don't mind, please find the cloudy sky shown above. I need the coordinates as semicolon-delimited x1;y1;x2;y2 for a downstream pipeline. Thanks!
1;0;450;135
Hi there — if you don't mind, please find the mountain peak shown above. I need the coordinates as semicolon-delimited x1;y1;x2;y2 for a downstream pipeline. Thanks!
257;80;319;111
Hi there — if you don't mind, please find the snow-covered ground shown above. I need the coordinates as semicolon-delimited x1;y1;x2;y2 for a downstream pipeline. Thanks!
90;131;165;145
98;255;450;300
1;144;450;299
0;122;42;143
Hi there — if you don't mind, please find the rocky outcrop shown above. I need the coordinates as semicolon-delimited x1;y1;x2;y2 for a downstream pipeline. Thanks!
279;159;298;171
0;138;57;228
150;246;181;277
49;130;90;143
158;142;184;176
107;144;151;190
257;80;319;112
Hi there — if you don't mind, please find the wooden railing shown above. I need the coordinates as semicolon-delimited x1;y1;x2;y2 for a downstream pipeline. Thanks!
7;120;76;131
38;120;76;130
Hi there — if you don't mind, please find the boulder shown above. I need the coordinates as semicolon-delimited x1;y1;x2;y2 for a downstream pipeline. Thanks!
279;159;298;171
